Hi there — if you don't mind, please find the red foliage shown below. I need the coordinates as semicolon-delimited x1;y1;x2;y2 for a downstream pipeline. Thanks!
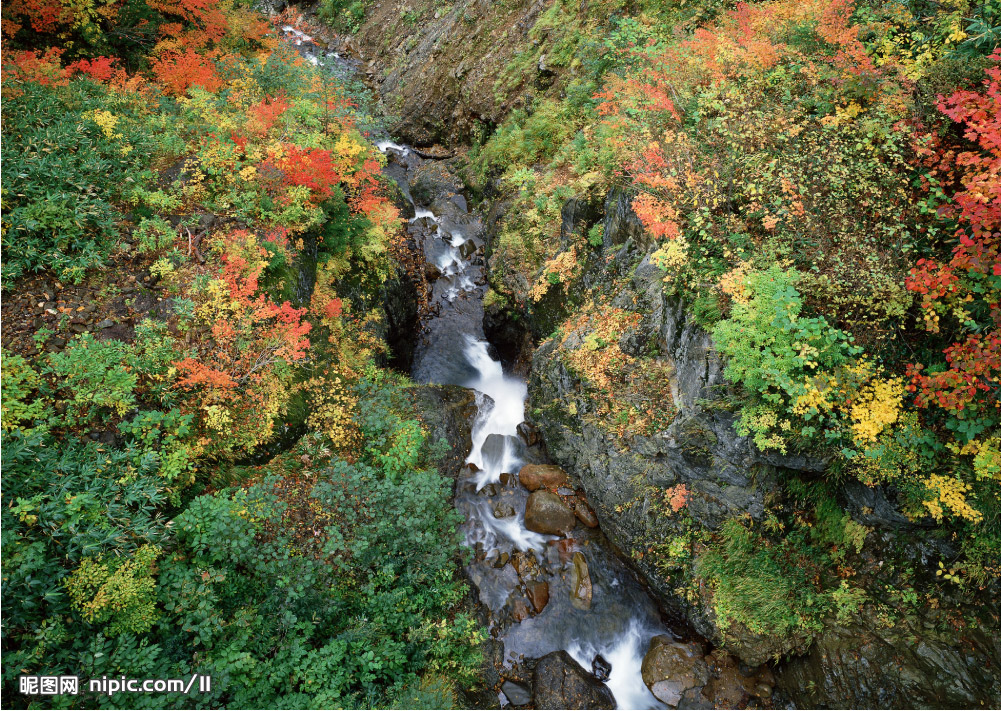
262;145;343;203
248;95;290;135
905;52;1001;420
2;0;70;35
1;48;69;95
323;298;343;320
907;333;1001;412
66;56;121;83
150;49;223;95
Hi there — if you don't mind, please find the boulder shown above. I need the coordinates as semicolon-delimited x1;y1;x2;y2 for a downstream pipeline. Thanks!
524;491;575;535
572;497;599;528
519;464;568;491
533;651;616;709
641;636;710;707
526;580;550;613
501;680;532;707
570;552;592;611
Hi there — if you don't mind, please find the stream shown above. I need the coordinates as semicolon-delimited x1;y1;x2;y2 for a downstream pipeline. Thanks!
380;142;676;710
287;29;679;709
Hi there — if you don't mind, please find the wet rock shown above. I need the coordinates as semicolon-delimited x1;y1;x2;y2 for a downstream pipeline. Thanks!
517;421;540;446
519;463;568;492
533;651;615;710
511;597;531;622
641;636;710;707
493;502;516;519
570;552;592;611
525;580;549;613
501;680;532;707
493;552;510;568
524;491;575;535
702;650;750;709
592;654;611;682
572;497;600;528
499;472;517;486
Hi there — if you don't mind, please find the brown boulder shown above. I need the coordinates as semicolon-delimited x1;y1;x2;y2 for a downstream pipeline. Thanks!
573;497;599;528
641;636;710;707
519;464;568;491
524;491;575;535
526;580;550;613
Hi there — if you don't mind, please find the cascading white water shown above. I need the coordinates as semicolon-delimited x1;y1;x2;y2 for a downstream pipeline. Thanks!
568;621;665;710
377;136;673;711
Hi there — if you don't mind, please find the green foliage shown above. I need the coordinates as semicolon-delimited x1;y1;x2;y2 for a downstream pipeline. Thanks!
318;0;371;33
712;267;856;452
1;352;49;433
698;519;834;639
66;545;162;636
47;334;138;428
2;80;151;283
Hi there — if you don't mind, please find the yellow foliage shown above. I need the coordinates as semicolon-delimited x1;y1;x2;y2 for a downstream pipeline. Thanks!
850;376;904;443
922;474;982;524
650;236;689;281
718;261;753;306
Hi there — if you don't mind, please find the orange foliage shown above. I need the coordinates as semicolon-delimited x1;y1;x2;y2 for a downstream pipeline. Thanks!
150;49;223;95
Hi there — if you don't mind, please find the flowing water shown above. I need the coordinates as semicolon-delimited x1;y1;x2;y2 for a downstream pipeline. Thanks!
376;141;679;709
284;30;681;708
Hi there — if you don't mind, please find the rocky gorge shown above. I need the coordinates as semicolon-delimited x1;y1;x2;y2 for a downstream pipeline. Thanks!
312;2;1001;707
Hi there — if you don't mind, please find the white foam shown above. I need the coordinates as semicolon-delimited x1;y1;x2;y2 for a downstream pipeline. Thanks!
281;26;313;43
567;622;666;710
462;338;527;488
464;496;551;552
376;140;410;156
409;207;437;222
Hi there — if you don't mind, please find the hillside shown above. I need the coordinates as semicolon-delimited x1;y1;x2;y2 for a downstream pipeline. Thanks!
2;0;1000;708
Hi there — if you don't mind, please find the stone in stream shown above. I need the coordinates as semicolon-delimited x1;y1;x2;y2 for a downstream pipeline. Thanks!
533;650;615;709
524;491;575;535
493;501;516;519
570;552;592;611
591;654;612;682
516;421;540;446
493;552;510;568
519;463;568;491
501;680;532;707
525;580;549;613
641;636;710;707
572;496;599;528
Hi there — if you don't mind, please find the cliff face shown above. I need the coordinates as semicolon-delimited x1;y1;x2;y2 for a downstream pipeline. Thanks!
522;192;1001;706
344;0;592;146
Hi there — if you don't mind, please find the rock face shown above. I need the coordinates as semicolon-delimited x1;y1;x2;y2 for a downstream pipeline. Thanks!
524;490;575;535
641;637;710;707
521;188;1001;706
776;620;1001;708
530;250;774;641
347;0;581;146
518;463;568;491
533;651;616;710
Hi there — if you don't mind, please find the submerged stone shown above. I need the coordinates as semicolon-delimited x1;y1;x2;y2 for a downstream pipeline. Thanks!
570;552;592;611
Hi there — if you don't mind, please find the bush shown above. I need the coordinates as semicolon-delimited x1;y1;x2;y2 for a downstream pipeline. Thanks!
1;79;150;283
